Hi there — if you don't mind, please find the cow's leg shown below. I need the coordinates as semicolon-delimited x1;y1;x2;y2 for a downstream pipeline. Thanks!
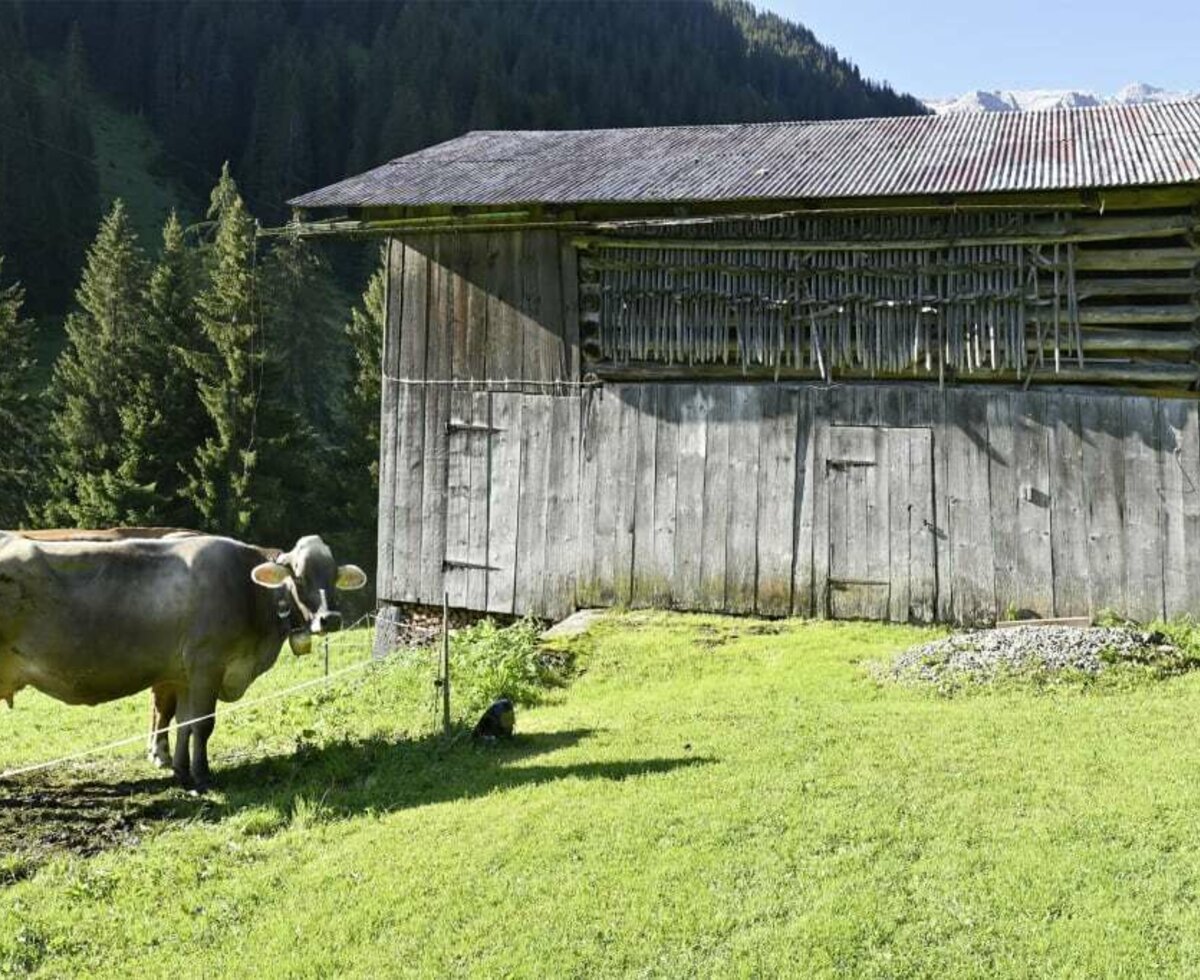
172;687;194;788
148;685;176;769
188;685;219;793
173;682;219;792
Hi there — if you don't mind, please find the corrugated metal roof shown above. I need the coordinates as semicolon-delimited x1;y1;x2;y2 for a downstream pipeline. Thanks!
291;102;1200;209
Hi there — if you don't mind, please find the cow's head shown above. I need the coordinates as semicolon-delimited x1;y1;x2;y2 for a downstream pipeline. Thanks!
250;535;367;652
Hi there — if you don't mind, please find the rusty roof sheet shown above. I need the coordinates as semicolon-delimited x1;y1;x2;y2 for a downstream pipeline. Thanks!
291;101;1200;210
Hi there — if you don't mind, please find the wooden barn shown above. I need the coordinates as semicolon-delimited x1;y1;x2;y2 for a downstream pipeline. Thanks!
291;102;1200;626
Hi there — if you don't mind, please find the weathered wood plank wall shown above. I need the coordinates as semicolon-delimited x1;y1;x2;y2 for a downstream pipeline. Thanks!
378;232;579;612
573;382;1200;625
379;229;1200;626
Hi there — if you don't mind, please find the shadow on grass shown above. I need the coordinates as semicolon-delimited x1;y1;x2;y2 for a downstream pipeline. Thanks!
0;729;713;867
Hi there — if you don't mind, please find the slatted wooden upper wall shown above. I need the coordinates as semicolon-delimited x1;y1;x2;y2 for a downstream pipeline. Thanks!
578;208;1200;390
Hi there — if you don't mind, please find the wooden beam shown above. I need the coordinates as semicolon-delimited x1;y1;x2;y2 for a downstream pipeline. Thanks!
1076;277;1199;299
1073;248;1200;272
587;359;1198;387
1074;305;1199;325
574;214;1200;254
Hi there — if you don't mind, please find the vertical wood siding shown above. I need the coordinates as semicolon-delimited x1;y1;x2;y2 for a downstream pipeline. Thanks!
380;231;1200;625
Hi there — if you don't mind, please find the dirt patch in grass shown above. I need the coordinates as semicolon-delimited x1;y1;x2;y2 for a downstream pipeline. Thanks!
0;770;202;873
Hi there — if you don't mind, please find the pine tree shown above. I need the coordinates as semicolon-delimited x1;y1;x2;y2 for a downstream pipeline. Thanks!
345;248;385;473
260;228;348;436
144;210;207;525
325;248;386;597
43;200;161;527
184;163;264;537
0;257;38;528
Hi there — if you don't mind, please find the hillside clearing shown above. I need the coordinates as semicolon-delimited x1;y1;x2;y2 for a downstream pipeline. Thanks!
4;612;1200;976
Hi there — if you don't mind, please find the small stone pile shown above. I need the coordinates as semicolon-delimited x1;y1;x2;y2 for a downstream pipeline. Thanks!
881;624;1178;685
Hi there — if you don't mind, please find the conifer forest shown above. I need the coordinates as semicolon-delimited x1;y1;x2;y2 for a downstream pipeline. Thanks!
0;0;923;586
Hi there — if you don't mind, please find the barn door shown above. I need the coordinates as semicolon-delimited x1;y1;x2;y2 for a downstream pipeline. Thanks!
823;425;936;623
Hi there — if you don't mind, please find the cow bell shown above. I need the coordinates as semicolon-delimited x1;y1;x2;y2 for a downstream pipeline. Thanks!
288;630;314;656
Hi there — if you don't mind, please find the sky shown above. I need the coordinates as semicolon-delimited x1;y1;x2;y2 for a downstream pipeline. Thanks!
764;0;1200;99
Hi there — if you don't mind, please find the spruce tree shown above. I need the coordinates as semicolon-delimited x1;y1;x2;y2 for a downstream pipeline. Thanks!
345;249;385;474
331;250;386;584
43;200;161;527
144;211;207;526
184;163;265;537
0;257;38;528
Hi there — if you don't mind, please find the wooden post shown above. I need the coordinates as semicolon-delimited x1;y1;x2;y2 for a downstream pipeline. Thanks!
441;591;451;736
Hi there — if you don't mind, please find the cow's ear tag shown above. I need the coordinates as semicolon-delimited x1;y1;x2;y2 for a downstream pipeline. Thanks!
335;565;368;591
251;561;291;589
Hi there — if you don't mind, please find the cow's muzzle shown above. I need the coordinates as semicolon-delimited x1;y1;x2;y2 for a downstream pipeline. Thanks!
312;611;343;634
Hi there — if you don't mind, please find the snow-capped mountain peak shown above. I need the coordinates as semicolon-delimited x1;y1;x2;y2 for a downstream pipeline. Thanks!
925;83;1198;115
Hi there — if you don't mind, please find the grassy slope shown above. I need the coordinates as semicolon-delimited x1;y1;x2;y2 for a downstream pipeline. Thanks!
5;613;1200;976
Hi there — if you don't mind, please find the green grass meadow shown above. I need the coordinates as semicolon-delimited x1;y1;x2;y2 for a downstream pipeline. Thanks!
5;612;1200;976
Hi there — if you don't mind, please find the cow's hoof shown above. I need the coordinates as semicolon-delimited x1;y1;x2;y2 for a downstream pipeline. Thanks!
173;768;193;790
149;752;171;769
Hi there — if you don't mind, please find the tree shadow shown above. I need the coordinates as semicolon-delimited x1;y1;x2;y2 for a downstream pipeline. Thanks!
0;728;713;865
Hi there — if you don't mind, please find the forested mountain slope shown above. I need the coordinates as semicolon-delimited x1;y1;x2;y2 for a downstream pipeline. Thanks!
3;0;923;312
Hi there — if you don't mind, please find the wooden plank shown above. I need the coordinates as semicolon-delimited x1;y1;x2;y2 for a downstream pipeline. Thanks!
465;391;491;611
376;239;402;601
443;389;473;609
907;428;937;623
456;235;488;381
943;389;996;624
699;386;731;610
559;238;582;381
756;386;798;616
896;387;938;623
1073;247;1200;271
1011;391;1053;618
542;394;581;620
725;385;761;614
531;231;567;381
1046;394;1090;617
520;231;547;382
446;236;472;381
486;393;523;614
887;427;912;623
588;387;622;605
610;387;641;607
418;239;453;605
631;386;660;607
923;387;952;622
1180;401;1200;619
575;388;602;607
1122;396;1165;622
485;233;523;384
650;385;680;608
673;385;708;609
986;392;1017;619
1079;394;1126;616
1158;399;1198;619
588;360;1199;388
790;387;815;617
804;390;831;616
392;242;429;602
514;395;553;615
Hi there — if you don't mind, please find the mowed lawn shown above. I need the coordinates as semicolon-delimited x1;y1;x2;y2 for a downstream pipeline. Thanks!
5;612;1200;976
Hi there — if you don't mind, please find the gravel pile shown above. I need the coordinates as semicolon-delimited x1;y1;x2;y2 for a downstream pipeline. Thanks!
881;625;1178;685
